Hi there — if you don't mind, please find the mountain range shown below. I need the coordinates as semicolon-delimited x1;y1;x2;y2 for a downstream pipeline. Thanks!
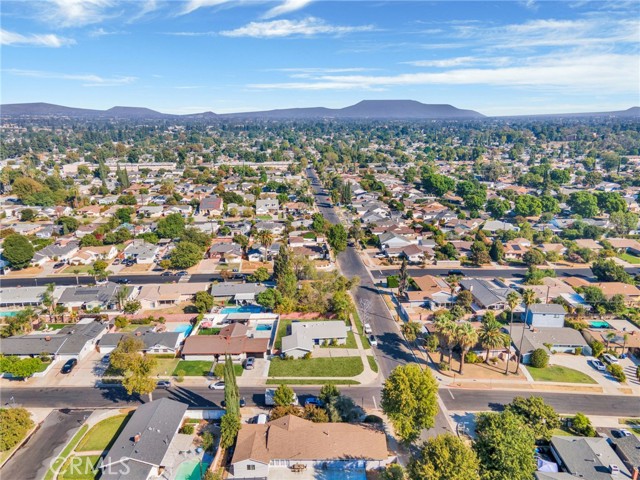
1;100;638;120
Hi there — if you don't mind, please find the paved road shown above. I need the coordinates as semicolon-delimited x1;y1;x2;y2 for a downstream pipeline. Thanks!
0;409;91;480
440;388;640;416
0;273;234;288
371;266;640;280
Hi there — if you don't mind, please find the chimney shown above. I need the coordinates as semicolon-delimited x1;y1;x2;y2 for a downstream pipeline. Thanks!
45;336;51;342
133;433;141;443
631;467;638;480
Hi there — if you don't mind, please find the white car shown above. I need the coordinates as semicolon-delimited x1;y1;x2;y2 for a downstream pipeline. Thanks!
369;334;378;347
364;323;373;334
590;359;606;371
209;381;225;390
602;354;619;365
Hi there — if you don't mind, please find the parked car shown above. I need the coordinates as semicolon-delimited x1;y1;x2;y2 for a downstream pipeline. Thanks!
115;278;130;284
161;271;173;277
304;396;323;407
591;359;606;371
53;262;66;270
255;413;268;424
369;334;378;346
239;397;246;407
364;323;373;334
101;354;111;365
611;429;632;438
602;354;619;365
112;259;120;265
176;271;189;277
61;358;77;374
156;380;171;389
209;381;225;390
244;357;255;370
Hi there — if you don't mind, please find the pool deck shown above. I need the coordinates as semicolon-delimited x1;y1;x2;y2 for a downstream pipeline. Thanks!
263;466;366;480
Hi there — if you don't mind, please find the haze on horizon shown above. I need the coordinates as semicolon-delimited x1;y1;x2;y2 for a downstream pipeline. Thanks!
1;0;639;116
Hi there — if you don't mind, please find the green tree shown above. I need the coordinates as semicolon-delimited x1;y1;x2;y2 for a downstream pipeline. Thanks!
514;195;542;217
0;407;34;451
474;411;536;480
255;230;274;262
256;288;282;310
194;291;214;313
327;224;348;254
319;384;340;404
479;314;508;364
273;384;295;407
381;364;439;443
109;337;157;400
568;191;599;217
489;240;504;262
0;356;45;378
170;241;203;269
249;266;270;283
471;241;490;265
408;434;480;480
398;257;409;297
2;234;34;269
330;290;352;321
505;396;560;442
20;208;36;221
456;322;479;374
57;216;79;234
486;198;510;219
157;213;186;238
220;412;241;449
505;291;520;375
530;348;549;368
591;258;633;283
401;322;422;344
381;464;406;480
523;249;545;266
571;412;596;437
422;172;455;196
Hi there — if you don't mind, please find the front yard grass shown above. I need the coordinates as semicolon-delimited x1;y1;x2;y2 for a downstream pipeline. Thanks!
618;252;640;264
526;365;597;384
269;357;364;377
76;413;131;452
149;358;180;377
173;360;214;377
367;356;379;373
266;379;360;385
58;455;101;480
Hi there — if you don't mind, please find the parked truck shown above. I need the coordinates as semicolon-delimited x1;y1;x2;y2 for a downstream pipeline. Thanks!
264;388;298;406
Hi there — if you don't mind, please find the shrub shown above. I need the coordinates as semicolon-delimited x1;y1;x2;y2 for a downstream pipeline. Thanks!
636;366;640;382
180;424;195;435
464;351;481;364
590;340;604;358
0;408;34;451
571;412;596;437
607;364;626;382
213;363;224;379
574;347;582;356
530;348;549;368
425;334;439;352
363;415;383;423
387;276;399;288
438;361;450;371
175;369;185;383
303;352;312;360
114;316;129;328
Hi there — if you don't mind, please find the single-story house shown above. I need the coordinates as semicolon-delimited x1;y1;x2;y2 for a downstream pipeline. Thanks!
524;303;567;328
199;196;224;216
0;286;64;308
548;436;632;480
58;282;130;311
98;328;183;355
508;325;590;363
100;398;188;480
610;435;640;480
255;198;279;215
406;275;454;309
32;241;80;266
181;323;269;362
0;318;108;361
137;283;209;310
123;240;159;264
459;279;517;312
210;283;267;304
230;415;391;479
68;245;118;266
281;321;348;358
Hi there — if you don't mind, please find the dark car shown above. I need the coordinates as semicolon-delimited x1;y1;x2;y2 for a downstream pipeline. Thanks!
176;271;189;277
156;380;171;389
244;357;255;370
447;270;465;276
304;396;323;407
115;278;130;284
61;358;77;374
161;271;173;277
53;262;66;270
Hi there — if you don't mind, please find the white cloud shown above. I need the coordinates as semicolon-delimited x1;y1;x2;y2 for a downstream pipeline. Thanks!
263;0;313;19
249;53;639;94
180;0;231;15
129;0;158;22
45;0;116;27
0;29;75;47
89;27;126;37
5;68;137;87
220;17;374;38
163;31;217;36
403;57;511;68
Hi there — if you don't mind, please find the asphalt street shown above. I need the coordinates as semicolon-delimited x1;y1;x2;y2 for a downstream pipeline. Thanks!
0;409;91;480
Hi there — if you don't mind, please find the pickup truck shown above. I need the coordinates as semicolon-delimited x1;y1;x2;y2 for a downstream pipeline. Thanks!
265;388;299;406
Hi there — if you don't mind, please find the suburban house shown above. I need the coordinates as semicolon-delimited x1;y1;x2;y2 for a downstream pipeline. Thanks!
181;322;269;362
527;278;590;310
68;245;118;266
255;198;279;215
459;279;518;312
98;328;183;355
524;304;567;328
32;241;80;266
100;398;188;480
230;415;390;479
199;195;224;216
503;238;532;261
57;283;132;311
0;318;108;362
547;436;632;480
137;283;209;310
281;321;348;358
0;286;64;308
210;283;267;305
123;240;159;264
610;435;640;480
508;325;590;364
405;275;454;309
582;329;640;355
207;243;243;263
291;245;327;261
254;221;286;235
596;282;640;306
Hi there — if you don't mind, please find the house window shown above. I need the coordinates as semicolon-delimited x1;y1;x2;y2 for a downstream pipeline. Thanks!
247;465;256;471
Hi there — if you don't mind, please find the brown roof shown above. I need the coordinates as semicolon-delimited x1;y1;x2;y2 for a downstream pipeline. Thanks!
607;238;640;250
181;335;268;355
218;322;248;338
412;275;450;295
232;415;388;465
595;282;640;298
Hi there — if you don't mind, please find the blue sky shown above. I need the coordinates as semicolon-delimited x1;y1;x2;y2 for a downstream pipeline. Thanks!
1;0;639;115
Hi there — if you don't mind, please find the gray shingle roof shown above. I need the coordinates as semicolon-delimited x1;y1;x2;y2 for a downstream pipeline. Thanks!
210;283;267;298
551;436;631;479
101;398;188;479
529;304;567;315
58;283;119;305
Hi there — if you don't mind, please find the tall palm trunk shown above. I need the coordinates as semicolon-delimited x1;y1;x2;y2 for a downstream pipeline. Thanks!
505;310;514;375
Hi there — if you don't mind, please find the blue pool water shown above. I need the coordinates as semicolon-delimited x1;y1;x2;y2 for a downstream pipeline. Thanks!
256;324;272;331
589;321;611;329
313;470;366;480
173;324;193;336
221;305;264;314
173;460;210;480
0;311;19;317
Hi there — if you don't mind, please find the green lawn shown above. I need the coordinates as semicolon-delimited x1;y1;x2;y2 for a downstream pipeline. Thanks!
367;356;379;373
526;365;597;384
149;358;180;377
198;328;221;335
269;357;364;377
58;455;101;480
274;319;292;350
173;360;214;376
43;425;89;480
351;309;371;349
320;330;357;349
619;252;640;264
61;265;93;275
76;414;131;452
266;379;360;385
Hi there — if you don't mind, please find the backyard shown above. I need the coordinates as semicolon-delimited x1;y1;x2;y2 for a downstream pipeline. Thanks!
198;328;221;335
269;357;364;377
526;365;597;384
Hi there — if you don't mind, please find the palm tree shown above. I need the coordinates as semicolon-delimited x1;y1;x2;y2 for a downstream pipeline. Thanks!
505;291;520;375
516;289;537;372
455;322;479;375
445;274;462;300
622;333;629;355
434;315;456;367
255;230;274;262
479;314;509;364
433;314;452;363
401;321;421;344
605;331;616;350
115;286;129;311
40;283;56;323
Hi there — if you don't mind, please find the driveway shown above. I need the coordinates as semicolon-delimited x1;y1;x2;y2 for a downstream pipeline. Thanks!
34;351;105;388
0;409;91;480
548;354;636;394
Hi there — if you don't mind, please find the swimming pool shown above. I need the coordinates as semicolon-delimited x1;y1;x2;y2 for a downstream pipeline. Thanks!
256;324;272;331
173;324;193;336
221;305;264;314
589;321;611;329
0;311;19;317
173;459;209;480
312;470;366;480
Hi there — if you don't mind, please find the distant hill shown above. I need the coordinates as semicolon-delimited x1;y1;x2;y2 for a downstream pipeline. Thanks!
1;101;638;120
